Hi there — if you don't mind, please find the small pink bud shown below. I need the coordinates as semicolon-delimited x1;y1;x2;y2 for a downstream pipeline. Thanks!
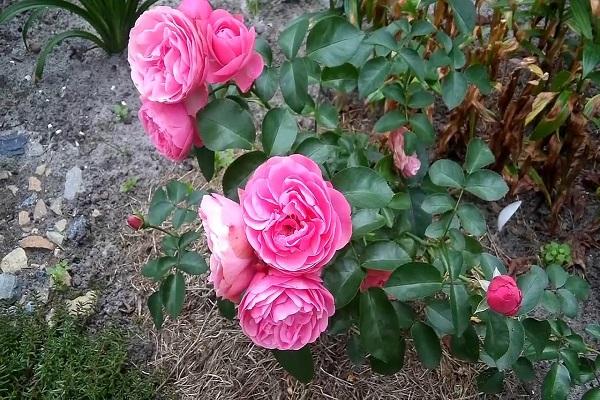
486;275;522;316
127;215;145;231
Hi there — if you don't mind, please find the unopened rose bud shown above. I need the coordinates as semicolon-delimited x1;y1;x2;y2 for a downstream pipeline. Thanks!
127;214;145;231
486;275;522;316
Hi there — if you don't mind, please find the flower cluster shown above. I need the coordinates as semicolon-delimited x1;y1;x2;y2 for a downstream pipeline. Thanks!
199;155;352;350
128;0;264;161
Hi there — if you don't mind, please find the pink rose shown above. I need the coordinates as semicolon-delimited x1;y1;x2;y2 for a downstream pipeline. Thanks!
238;272;335;350
240;155;352;275
389;128;421;177
360;269;393;292
128;6;206;104
139;99;201;161
486;275;522;316
202;9;264;92
199;194;258;302
178;0;212;20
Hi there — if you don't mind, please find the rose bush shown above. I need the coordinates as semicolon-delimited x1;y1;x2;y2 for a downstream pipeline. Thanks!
130;1;597;397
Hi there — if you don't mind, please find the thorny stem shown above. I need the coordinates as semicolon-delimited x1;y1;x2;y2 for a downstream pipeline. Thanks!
146;224;178;237
249;90;272;110
403;231;429;246
442;189;464;238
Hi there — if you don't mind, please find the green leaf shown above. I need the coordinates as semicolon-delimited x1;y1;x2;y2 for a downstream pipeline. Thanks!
368;336;406;374
172;208;196;229
321;64;358;92
392;301;415;329
222;151;268;201
447;0;476;33
198;99;255;151
374;110;407;133
563;275;590;301
407;89;434;109
585;324;600;340
147;291;164;329
425;300;454;335
582;388;600;400
518;266;549;314
523;318;551;355
514;357;535;382
465;170;509;201
254;67;278;102
161;272;186;319
278;16;309;59
323;256;364;309
332;167;394;208
542;290;561;314
429;159;465;188
547;264;569;289
450;282;471;336
193;146;215;182
411;322;442;369
450;324;480;362
273;347;314;383
148;188;174;226
398;48;425;81
280;59;310;114
261;108;298;156
542;362;571;400
421;193;456;214
409;113;436;145
557;289;578;318
166;181;189;204
177;252;208;275
217;298;236;320
457;203;486;236
306;16;364;67
365;28;398;51
316;102;339;129
384;262;442;301
583;43;600;78
142;257;177;280
362;242;411;270
531;91;572;141
351;209;386;238
480;253;507;279
441;71;468;110
570;0;593;39
435;31;453;53
465;64;494;95
358;57;391;97
178;231;201;249
464;138;495;173
411;20;436;36
359;288;400;364
295;138;337;164
254;37;272;66
477;368;504;394
484;312;509;360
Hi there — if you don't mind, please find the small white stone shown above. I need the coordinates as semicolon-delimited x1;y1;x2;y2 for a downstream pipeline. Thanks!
35;164;46;176
91;209;101;218
47;124;53;129
54;219;67;232
33;199;47;220
28;176;42;192
7;185;18;195
24;75;31;81
46;231;64;246
55;129;62;134
0;171;10;180
18;211;30;226
49;198;62;215
1;248;28;273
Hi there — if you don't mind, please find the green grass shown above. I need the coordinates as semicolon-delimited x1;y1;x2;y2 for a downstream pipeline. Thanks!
0;307;162;399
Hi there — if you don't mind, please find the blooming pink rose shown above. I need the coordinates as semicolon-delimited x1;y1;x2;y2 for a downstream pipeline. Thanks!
199;194;258;302
128;6;206;104
240;155;352;275
238;272;335;350
360;269;393;292
487;275;522;316
178;0;212;20
389;128;421;177
202;9;264;92
138;99;201;161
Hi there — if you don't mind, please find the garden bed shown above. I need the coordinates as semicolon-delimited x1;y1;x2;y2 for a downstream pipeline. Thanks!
1;0;599;399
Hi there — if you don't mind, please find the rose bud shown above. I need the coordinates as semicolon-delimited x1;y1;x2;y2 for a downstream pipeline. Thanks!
486;275;522;316
127;215;145;231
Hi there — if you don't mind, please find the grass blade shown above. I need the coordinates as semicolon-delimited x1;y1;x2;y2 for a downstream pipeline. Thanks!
22;7;47;50
34;29;104;81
